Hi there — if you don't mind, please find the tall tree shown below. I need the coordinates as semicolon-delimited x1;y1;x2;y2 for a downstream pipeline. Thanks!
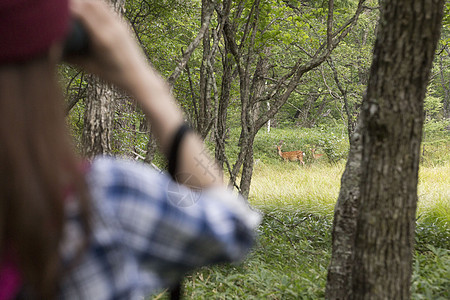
215;0;234;170
326;0;444;299
196;0;215;138
438;46;450;118
224;0;368;198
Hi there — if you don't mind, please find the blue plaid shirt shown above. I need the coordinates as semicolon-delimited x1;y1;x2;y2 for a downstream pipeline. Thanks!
58;157;260;299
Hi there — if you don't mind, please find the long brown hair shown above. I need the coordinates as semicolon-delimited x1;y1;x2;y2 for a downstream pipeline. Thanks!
0;55;90;298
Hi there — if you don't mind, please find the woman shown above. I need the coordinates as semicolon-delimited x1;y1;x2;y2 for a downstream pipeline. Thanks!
0;0;260;299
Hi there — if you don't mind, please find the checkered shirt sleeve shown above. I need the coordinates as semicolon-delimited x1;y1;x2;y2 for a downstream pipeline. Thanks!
58;157;260;299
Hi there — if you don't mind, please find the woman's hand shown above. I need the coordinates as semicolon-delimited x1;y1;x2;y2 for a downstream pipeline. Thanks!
69;0;162;92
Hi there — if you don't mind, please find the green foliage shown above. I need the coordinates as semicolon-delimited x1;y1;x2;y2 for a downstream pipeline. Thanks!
61;65;87;151
411;246;450;300
423;119;450;142
66;0;448;167
217;125;349;167
421;111;450;166
424;94;444;119
111;108;148;156
415;218;450;253
152;209;332;299
218;122;447;175
150;202;449;299
252;126;349;164
443;1;450;38
124;0;202;112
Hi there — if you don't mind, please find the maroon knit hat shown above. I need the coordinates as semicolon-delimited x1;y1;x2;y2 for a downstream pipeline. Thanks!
0;0;69;63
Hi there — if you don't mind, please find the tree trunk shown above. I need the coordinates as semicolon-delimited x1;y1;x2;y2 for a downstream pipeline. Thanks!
214;0;234;171
326;0;444;298
215;31;233;169
237;44;269;198
326;121;363;299
197;0;213;138
81;76;115;158
239;135;255;199
328;57;356;139
439;53;450;119
144;125;157;164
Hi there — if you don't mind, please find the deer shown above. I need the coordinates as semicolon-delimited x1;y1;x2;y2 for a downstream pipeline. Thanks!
310;148;324;160
277;144;305;165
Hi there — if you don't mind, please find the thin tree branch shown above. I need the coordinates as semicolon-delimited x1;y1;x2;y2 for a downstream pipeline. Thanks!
327;0;334;52
167;0;215;85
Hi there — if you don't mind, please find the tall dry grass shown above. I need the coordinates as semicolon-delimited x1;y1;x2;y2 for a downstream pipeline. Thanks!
249;162;343;215
249;161;449;220
417;164;450;223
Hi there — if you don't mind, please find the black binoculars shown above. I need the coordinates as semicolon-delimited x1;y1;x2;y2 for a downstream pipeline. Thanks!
63;19;90;59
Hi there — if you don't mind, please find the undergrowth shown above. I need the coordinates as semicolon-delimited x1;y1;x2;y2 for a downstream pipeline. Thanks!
151;206;449;299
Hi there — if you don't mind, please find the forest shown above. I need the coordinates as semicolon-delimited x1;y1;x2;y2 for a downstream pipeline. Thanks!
63;0;449;299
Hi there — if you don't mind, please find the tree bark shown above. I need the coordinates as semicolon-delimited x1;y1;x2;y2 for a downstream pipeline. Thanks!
144;129;157;165
326;121;363;299
439;52;450;119
215;8;234;169
239;134;255;199
81;76;115;158
328;57;356;139
326;0;444;298
197;0;214;138
238;47;270;198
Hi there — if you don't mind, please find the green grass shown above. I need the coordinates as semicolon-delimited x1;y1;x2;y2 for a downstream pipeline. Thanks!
150;160;449;299
417;164;450;222
415;164;450;253
183;211;332;299
249;162;344;216
153;209;333;300
411;246;450;299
